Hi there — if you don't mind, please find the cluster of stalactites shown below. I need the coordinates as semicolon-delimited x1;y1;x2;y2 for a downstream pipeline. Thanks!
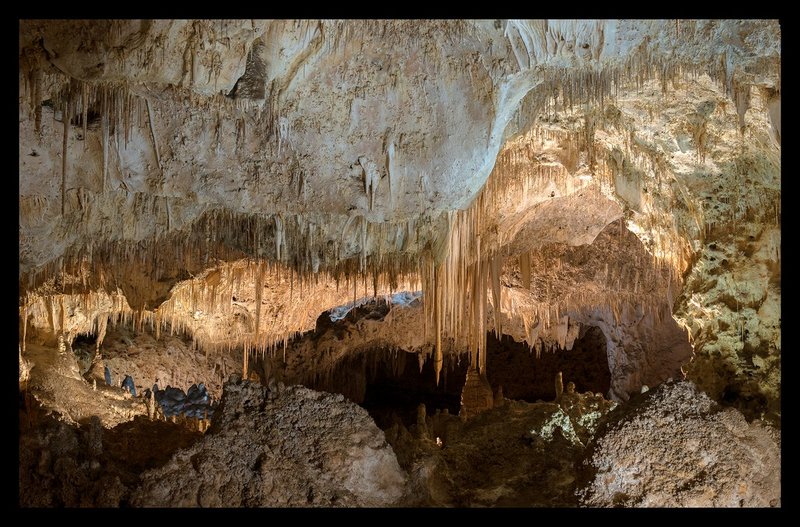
20;289;131;353
159;259;422;356
19;21;779;385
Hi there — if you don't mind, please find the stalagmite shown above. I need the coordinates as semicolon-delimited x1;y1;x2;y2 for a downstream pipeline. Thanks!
555;371;564;401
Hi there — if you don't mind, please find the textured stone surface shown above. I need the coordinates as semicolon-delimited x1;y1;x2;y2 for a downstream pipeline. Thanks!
17;20;782;508
131;380;408;507
23;342;147;428
459;368;495;419
86;324;240;401
19;412;202;507
578;381;781;507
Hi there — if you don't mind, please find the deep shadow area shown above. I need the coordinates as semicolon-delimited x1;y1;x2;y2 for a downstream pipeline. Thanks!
318;325;609;428
321;349;469;430
486;326;611;402
101;417;204;486
19;395;203;507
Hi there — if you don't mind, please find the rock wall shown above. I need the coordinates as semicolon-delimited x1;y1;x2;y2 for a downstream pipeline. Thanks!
19;413;202;507
23;342;146;428
88;324;240;401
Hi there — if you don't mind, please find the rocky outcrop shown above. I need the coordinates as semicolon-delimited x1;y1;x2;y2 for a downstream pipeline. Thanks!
23;342;147;428
578;381;780;507
676;214;781;422
131;379;408;507
19;376;408;507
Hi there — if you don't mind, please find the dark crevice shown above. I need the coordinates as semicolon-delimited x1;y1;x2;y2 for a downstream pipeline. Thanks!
486;327;611;402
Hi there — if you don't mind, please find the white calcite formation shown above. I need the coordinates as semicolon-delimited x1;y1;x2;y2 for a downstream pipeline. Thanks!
19;20;780;420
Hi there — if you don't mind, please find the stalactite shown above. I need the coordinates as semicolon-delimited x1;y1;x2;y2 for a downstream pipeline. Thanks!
433;263;443;385
61;99;69;217
490;255;502;337
97;314;108;350
734;80;752;134
81;82;89;148
18;23;774;373
145;98;162;174
519;252;531;290
22;306;28;353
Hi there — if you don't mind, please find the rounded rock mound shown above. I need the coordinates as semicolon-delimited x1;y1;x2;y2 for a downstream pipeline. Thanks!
131;379;408;507
578;381;780;507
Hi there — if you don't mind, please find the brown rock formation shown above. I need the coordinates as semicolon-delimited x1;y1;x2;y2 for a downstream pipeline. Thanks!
459;368;495;419
18;19;781;508
131;380;407;507
578;381;780;507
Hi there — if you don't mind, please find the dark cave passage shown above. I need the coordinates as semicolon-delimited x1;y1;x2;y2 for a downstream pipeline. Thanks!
316;326;610;428
361;352;468;429
486;326;611;402
71;332;99;376
319;348;468;430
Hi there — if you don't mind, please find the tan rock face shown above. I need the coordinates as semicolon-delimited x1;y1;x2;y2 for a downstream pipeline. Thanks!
131;380;408;507
579;381;780;507
19;20;780;431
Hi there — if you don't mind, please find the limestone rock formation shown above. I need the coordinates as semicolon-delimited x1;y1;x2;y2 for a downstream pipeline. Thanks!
131;380;408;507
578;381;781;507
87;324;240;401
19;413;202;507
18;21;780;380
24;342;147;428
459;368;495;419
18;19;781;508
